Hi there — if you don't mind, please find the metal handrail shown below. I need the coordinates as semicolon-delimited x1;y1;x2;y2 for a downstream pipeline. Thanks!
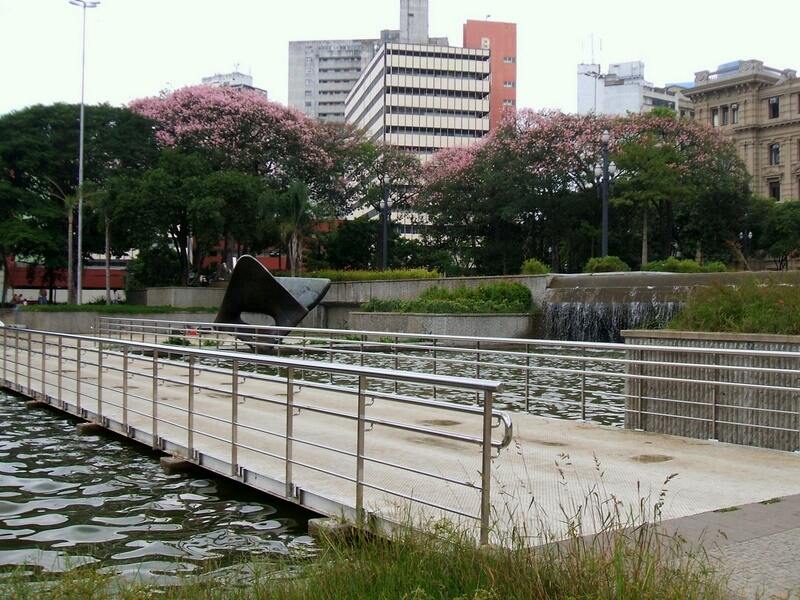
96;316;800;360
0;324;512;544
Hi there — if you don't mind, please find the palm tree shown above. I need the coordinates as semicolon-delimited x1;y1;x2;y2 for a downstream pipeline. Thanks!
277;180;316;277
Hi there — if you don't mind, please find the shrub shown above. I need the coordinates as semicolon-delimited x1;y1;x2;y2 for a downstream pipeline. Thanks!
668;278;800;334
520;258;549;275
643;257;727;273
302;269;440;282
361;282;533;314
584;256;630;273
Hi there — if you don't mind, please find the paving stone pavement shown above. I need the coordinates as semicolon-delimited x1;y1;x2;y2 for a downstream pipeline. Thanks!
661;494;800;599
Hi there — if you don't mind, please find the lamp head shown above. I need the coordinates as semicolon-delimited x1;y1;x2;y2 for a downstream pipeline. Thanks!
601;130;610;144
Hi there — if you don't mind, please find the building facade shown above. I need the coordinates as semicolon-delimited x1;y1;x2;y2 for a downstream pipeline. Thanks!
577;61;693;117
463;20;516;130
345;42;490;161
685;60;800;201
288;0;447;123
201;71;268;96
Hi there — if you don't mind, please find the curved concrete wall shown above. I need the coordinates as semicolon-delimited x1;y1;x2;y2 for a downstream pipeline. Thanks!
350;312;535;339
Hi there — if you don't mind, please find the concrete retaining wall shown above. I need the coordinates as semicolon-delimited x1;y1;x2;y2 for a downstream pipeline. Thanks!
0;310;215;335
622;329;800;451
350;312;535;339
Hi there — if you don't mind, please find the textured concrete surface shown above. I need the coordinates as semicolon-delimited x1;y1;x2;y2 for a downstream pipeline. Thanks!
661;494;800;599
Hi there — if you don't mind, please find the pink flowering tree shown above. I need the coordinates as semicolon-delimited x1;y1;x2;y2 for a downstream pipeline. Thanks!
420;108;750;273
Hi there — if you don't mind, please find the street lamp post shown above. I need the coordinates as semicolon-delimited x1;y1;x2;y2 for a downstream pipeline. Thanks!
600;130;610;256
68;0;99;305
381;185;390;270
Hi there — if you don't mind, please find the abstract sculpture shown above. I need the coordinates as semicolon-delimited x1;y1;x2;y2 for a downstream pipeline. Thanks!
214;255;331;352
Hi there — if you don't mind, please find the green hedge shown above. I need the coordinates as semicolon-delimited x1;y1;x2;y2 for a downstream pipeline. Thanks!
21;304;217;314
643;257;727;273
302;269;440;282
520;258;550;275
668;279;800;334
584;256;630;273
361;282;533;314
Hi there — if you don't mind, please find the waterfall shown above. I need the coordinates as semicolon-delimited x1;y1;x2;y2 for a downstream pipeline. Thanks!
542;300;684;342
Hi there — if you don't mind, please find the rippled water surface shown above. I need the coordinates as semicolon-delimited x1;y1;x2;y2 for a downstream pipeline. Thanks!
0;390;314;583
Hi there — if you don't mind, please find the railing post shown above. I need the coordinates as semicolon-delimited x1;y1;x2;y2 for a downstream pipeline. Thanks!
57;336;63;408
525;343;531;412
40;332;47;399
231;359;239;477
432;338;438;400
394;336;399;395
97;341;103;420
636;348;644;431
26;331;31;392
711;352;720;441
187;355;194;458
475;341;482;404
480;389;494;546
285;366;294;499
151;350;159;449
356;374;367;520
122;348;129;430
580;348;587;421
360;335;365;367
14;329;19;388
76;339;82;414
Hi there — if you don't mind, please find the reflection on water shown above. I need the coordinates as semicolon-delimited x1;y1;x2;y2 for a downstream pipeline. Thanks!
0;391;314;584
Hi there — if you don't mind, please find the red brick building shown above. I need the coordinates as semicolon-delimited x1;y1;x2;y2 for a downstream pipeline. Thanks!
463;20;517;130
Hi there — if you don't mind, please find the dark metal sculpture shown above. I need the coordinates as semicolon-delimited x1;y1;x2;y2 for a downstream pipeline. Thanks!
214;255;330;352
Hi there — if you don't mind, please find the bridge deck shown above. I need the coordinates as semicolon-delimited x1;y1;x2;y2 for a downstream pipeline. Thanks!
2;334;800;545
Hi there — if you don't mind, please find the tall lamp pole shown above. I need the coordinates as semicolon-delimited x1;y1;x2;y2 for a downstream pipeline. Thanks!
69;0;99;305
600;130;610;257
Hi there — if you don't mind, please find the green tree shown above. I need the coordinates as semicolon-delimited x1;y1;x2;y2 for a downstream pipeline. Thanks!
764;200;800;270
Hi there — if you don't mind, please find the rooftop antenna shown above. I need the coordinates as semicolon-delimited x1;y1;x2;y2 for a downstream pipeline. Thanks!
485;14;491;20
234;62;240;73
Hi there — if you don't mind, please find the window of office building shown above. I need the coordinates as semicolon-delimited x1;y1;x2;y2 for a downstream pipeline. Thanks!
731;104;739;124
502;99;515;107
502;56;515;64
769;180;781;200
769;143;780;165
503;81;515;88
721;106;729;126
711;108;719;127
769;96;780;119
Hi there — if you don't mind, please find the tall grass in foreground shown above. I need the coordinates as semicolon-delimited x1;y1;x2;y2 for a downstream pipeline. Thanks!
3;511;728;600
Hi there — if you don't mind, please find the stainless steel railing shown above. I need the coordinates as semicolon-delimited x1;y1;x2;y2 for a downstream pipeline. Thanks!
96;317;800;452
0;324;512;544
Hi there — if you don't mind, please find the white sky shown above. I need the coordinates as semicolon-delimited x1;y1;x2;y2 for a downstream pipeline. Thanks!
1;0;798;116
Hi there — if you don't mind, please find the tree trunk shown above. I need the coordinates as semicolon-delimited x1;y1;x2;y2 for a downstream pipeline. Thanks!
67;208;75;304
104;215;111;305
288;231;302;277
641;207;648;267
0;252;8;306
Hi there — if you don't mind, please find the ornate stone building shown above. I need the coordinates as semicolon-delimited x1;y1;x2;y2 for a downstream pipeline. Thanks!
685;60;800;200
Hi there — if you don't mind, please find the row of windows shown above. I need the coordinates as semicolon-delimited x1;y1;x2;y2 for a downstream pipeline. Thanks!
711;104;739;127
502;81;516;88
387;48;490;62
386;106;489;119
502;56;516;64
385;125;487;138
386;66;488;81
386;86;488;99
767;140;800;166
319;55;361;62
319;67;361;74
768;178;800;201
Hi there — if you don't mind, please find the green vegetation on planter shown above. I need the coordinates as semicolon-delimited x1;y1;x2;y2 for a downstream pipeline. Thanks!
584;256;631;273
668;279;800;334
362;282;532;314
300;268;440;282
21;304;217;314
1;517;727;600
643;257;727;273
520;258;550;275
165;336;192;346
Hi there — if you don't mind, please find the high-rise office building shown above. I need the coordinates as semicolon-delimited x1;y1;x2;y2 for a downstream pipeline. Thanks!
463;20;516;130
288;0;447;123
345;42;490;162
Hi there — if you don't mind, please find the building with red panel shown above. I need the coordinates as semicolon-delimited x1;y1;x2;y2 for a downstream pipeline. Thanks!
463;20;517;130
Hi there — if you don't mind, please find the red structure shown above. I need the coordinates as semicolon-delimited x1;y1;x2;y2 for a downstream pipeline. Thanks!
463;20;517;131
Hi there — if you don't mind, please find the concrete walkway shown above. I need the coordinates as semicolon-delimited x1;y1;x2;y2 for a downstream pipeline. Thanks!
661;494;800;599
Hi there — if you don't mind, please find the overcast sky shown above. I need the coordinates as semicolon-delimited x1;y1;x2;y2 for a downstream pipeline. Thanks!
1;0;798;117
